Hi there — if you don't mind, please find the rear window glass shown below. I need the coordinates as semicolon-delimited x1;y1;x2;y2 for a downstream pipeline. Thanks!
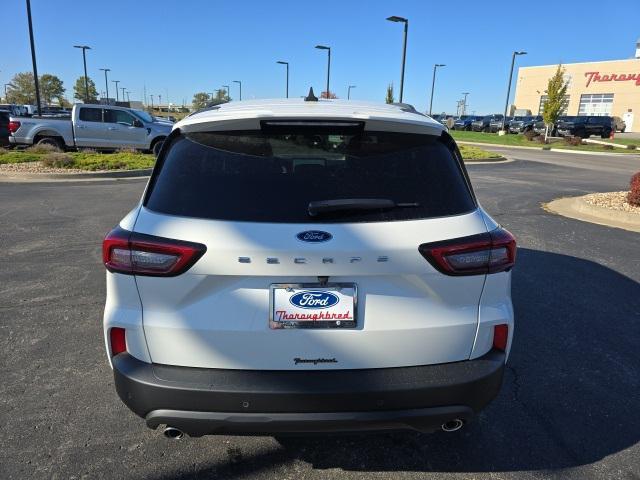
79;108;102;122
145;130;475;223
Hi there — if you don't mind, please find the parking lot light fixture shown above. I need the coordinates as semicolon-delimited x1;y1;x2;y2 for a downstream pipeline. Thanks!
26;0;42;114
503;51;527;130
112;80;120;102
222;85;230;101
73;45;91;103
462;92;469;116
121;87;126;104
386;16;408;103
99;68;110;105
429;64;445;116
315;45;331;99
347;85;356;100
276;61;289;98
233;80;242;101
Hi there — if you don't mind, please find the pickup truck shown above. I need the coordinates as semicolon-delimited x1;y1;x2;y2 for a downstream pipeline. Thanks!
8;104;171;156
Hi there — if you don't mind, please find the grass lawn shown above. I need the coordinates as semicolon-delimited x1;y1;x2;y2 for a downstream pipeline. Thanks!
459;145;502;161
451;130;639;153
0;149;155;170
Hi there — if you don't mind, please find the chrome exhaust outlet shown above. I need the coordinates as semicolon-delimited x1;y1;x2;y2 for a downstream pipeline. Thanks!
163;426;184;440
441;419;464;432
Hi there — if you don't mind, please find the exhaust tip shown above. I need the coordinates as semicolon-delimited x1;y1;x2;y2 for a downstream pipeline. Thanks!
441;419;464;432
163;426;184;440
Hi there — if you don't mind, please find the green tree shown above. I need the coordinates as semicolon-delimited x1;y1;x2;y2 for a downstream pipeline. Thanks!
73;76;98;102
542;65;569;141
385;83;394;104
6;72;36;104
39;74;65;105
192;92;211;109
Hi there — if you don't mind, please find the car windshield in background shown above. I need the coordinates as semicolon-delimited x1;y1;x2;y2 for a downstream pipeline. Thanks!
131;110;153;122
145;130;475;223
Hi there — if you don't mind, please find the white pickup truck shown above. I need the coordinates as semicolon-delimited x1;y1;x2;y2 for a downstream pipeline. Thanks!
8;104;172;156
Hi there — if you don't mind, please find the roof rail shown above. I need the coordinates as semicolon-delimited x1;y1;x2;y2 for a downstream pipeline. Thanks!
390;102;426;116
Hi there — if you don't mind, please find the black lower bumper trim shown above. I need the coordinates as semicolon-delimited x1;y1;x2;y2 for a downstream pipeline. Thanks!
113;350;505;435
146;406;474;436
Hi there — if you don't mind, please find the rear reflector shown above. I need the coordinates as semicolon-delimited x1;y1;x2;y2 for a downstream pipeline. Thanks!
8;121;21;134
110;327;127;356
418;227;516;276
102;227;206;276
493;324;509;351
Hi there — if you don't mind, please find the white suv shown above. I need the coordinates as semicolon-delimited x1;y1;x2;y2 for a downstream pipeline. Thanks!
102;96;515;438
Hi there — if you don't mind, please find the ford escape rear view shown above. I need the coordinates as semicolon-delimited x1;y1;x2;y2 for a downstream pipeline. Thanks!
102;98;516;438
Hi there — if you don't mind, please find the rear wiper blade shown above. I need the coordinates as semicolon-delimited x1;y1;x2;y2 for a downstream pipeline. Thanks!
308;198;419;217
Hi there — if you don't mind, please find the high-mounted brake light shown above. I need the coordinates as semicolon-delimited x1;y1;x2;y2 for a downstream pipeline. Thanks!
418;227;516;276
8;120;21;134
110;327;127;356
102;227;206;276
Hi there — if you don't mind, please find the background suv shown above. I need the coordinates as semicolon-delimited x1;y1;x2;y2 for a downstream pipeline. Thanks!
453;115;481;130
509;116;542;134
556;116;613;138
103;98;515;438
472;114;504;132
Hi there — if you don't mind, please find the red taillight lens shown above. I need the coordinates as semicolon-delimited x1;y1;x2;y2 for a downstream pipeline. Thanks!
418;227;516;276
493;324;509;351
102;227;206;276
8;120;21;134
110;327;127;356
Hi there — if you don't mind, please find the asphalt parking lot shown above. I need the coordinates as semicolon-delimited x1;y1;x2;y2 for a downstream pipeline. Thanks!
1;147;639;479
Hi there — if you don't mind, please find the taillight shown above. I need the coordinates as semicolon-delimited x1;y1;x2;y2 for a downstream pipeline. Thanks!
110;327;127;356
418;227;516;276
8;120;21;134
102;226;206;276
493;324;509;351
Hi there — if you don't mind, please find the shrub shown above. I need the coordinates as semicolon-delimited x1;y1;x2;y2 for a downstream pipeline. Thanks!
523;130;537;141
534;135;547;144
0;147;7;156
602;144;614;150
41;152;74;168
26;143;61;154
628;172;640;206
564;136;583;146
626;144;637;150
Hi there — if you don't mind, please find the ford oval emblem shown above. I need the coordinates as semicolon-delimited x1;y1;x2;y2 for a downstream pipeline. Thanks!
290;291;340;309
296;230;333;243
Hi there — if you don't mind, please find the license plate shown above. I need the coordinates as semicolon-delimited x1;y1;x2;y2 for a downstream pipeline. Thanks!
269;283;357;329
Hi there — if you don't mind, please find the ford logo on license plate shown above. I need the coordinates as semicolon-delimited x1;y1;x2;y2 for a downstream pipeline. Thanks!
296;230;332;243
290;291;339;309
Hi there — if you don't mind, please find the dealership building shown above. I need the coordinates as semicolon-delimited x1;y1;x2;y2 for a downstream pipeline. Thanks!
513;41;640;132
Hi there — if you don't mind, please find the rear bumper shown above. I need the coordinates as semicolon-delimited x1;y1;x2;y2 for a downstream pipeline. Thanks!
112;350;505;436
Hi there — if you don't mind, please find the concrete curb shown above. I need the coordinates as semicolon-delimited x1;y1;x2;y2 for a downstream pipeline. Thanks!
544;195;640;233
0;168;152;183
464;156;512;164
457;141;640;158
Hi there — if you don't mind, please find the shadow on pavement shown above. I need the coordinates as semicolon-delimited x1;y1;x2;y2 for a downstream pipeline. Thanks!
152;248;640;478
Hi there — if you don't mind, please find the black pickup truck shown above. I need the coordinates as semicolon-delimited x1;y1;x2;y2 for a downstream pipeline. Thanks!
556;116;614;138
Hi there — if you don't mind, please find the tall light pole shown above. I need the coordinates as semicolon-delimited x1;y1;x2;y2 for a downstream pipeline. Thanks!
158;94;162;112
112;80;120;102
347;85;356;100
315;45;331;98
26;0;42;114
222;85;230;101
150;94;154;110
73;45;91;103
386;16;408;103
276;61;289;98
503;51;527;130
233;80;242;101
121;87;126;104
125;91;130;102
428;64;445;115
4;84;10;102
462;92;469;116
99;68;110;104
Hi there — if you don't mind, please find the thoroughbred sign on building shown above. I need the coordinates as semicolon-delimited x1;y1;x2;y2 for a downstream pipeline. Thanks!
513;42;640;132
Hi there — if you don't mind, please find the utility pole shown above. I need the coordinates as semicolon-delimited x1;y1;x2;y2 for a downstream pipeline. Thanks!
112;80;120;102
26;0;42;114
73;45;91;103
99;68;110;104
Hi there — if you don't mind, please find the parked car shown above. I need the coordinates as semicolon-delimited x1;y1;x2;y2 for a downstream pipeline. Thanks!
9;104;171;155
612;116;626;133
489;116;512;133
0;111;10;147
556;115;613;139
472;114;504;133
509;116;543;134
102;98;516;438
452;115;481;130
533;119;547;136
0;104;26;117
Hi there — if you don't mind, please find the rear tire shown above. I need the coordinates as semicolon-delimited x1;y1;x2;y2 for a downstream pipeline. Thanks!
152;138;165;157
36;136;63;150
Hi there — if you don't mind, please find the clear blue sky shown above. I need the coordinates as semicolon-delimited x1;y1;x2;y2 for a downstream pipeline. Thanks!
4;0;639;113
